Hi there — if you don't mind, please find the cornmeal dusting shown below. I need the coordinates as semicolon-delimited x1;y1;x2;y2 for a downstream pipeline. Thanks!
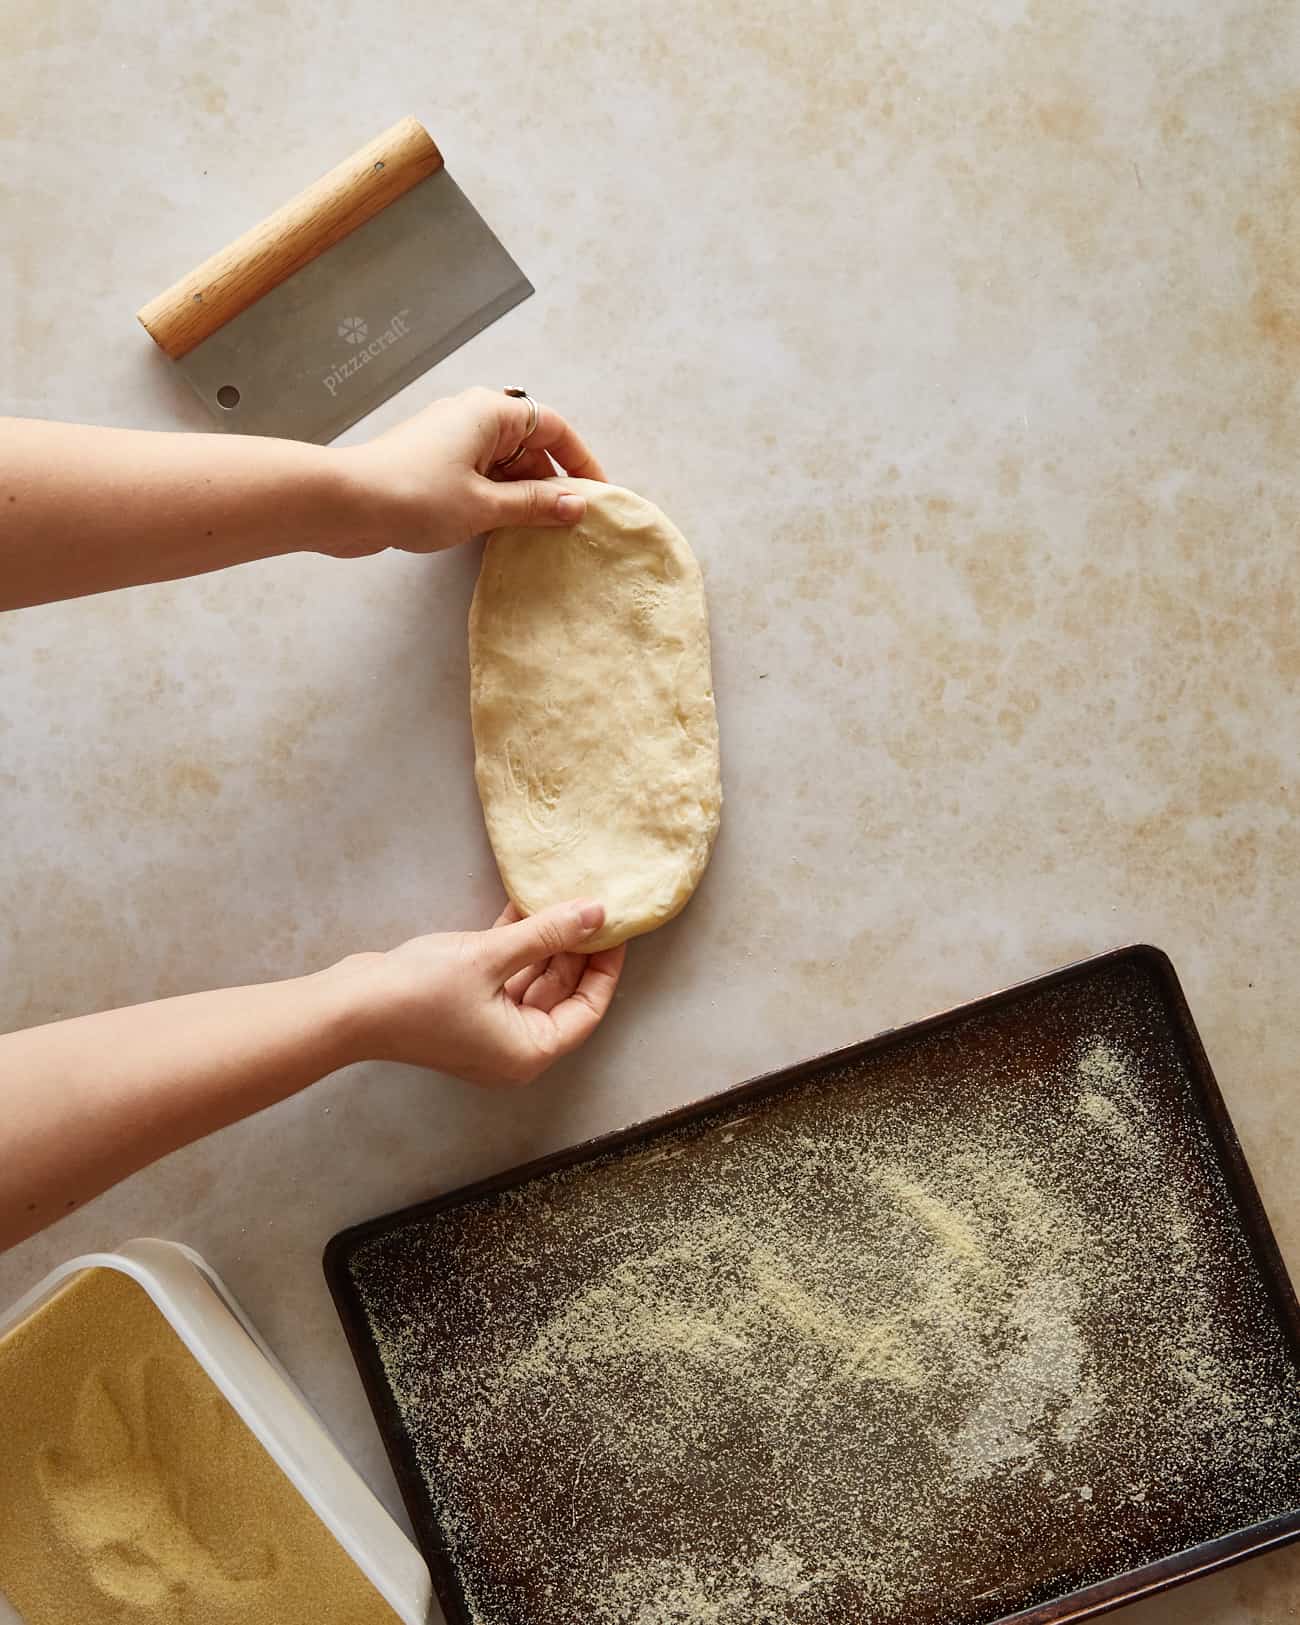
350;962;1300;1625
0;1267;401;1625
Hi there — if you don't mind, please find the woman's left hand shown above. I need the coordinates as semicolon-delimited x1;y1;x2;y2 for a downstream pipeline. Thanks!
333;386;607;557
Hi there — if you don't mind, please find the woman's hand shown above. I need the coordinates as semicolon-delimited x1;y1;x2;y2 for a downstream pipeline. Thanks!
0;896;625;1250
0;389;602;608
333;898;626;1085
334;387;607;558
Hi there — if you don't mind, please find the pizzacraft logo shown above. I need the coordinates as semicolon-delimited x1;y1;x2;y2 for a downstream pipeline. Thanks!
322;309;412;397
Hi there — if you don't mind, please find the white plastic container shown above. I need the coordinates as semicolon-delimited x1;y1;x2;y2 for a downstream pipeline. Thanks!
0;1237;432;1625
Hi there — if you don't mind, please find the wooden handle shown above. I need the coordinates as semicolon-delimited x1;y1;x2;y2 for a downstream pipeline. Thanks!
137;117;443;360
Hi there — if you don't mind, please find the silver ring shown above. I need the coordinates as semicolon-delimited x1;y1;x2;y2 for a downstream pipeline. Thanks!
492;387;539;472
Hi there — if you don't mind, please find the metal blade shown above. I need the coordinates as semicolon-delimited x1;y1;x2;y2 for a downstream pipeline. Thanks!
176;170;532;443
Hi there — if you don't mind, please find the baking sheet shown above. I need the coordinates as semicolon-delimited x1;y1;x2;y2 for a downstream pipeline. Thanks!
325;947;1300;1625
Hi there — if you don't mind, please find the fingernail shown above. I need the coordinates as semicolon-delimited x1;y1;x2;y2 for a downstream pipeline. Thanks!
576;900;604;933
556;494;585;522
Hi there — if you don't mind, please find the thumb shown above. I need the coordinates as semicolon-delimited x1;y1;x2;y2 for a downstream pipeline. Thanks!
487;899;606;978
486;479;586;530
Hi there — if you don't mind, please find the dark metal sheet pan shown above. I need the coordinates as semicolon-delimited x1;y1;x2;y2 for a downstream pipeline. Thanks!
325;946;1300;1625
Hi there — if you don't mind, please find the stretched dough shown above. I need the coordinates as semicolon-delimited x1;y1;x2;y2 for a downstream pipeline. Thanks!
469;480;721;953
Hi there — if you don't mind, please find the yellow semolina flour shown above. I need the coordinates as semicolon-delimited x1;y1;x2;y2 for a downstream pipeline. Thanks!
0;1266;402;1625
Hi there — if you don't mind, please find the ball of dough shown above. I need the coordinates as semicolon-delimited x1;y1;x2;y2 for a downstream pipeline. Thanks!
469;480;722;952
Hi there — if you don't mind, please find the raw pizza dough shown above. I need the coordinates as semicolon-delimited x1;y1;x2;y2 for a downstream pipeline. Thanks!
469;479;721;953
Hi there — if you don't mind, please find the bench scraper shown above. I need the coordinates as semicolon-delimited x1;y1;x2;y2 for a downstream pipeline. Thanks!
137;118;532;443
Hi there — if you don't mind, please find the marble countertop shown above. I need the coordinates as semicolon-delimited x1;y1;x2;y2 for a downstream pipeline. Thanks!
3;2;1298;1621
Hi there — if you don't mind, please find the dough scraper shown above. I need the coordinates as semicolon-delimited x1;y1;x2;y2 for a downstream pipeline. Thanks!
137;118;532;443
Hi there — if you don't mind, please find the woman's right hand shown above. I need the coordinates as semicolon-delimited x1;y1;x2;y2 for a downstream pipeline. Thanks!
328;898;626;1086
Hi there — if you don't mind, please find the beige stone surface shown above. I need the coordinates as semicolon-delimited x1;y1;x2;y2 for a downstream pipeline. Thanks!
1;2;1298;1621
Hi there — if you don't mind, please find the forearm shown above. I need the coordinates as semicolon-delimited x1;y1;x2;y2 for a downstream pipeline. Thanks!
0;896;624;1252
0;963;374;1250
0;419;378;610
0;389;601;611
